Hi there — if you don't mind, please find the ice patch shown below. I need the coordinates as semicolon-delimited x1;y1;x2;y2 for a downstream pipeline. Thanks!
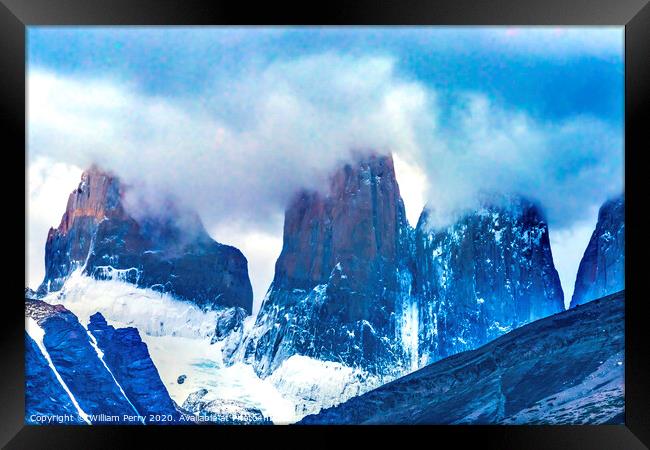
140;333;295;423
42;271;220;339
92;265;142;285
397;269;419;371
268;355;382;422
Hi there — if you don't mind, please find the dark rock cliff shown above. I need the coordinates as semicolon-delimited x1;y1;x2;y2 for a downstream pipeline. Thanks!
87;312;179;422
229;156;566;381
25;298;180;424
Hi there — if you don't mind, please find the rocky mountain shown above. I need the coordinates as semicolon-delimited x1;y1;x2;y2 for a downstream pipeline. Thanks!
28;155;577;425
25;297;180;424
231;153;415;378
38;166;253;314
412;196;565;366
570;195;625;308
226;154;565;385
25;331;86;424
300;290;624;425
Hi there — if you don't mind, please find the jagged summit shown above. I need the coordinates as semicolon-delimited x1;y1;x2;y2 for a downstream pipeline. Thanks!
39;166;254;313
274;151;410;294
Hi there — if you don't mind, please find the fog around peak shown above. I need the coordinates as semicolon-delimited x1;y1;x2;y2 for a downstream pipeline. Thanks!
27;28;623;308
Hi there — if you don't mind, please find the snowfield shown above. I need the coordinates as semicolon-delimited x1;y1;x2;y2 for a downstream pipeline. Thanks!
41;272;379;423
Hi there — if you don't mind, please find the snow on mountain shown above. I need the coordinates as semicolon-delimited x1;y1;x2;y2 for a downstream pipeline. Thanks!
268;355;383;420
41;270;223;339
181;389;271;424
39;272;377;423
26;318;92;424
40;166;253;314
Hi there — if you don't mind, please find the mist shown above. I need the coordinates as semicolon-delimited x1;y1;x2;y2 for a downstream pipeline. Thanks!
28;52;623;307
28;54;434;232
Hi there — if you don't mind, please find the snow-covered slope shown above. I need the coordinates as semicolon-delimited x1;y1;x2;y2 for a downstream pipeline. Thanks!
268;355;383;420
41;270;224;339
40;272;378;423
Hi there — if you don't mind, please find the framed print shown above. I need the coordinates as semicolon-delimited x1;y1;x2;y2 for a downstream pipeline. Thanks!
1;0;649;448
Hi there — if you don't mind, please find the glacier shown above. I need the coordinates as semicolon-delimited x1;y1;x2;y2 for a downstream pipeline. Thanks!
40;272;380;423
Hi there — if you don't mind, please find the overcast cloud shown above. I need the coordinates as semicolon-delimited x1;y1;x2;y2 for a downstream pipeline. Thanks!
27;28;624;310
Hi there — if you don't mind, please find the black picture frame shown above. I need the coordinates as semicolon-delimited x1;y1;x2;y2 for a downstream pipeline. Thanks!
2;0;648;448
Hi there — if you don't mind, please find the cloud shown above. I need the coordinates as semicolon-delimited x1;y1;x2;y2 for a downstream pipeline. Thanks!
28;51;623;231
549;206;600;308
27;54;435;300
27;157;83;288
28;55;435;231
415;92;623;229
27;51;623;301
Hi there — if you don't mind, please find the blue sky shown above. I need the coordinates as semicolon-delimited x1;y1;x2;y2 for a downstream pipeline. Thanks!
27;27;624;308
29;27;623;123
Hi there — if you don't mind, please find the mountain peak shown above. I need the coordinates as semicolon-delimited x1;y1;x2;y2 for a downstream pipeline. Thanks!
570;194;624;308
413;191;564;362
54;165;123;236
238;152;413;377
39;166;254;313
276;151;408;291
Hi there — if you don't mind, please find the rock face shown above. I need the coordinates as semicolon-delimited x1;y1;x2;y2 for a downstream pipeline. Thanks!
570;195;625;308
25;331;86;424
413;196;565;366
38;166;253;313
228;155;566;383
25;298;180;424
234;153;414;377
300;290;625;425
